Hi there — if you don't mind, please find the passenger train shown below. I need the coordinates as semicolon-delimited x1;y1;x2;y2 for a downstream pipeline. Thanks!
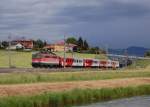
32;52;120;69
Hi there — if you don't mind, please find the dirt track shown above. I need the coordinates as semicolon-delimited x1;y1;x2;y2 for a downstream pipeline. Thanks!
0;78;150;97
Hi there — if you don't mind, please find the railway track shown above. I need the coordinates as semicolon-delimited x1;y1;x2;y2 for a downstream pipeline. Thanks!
0;68;107;73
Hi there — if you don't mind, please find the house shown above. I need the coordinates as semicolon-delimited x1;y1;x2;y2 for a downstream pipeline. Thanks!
6;43;24;50
12;40;34;49
44;41;77;52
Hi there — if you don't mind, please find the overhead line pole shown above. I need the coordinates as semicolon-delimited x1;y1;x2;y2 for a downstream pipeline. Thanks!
8;34;12;68
63;35;66;68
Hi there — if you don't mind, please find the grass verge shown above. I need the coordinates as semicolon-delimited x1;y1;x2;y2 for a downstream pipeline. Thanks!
0;70;150;84
0;85;150;107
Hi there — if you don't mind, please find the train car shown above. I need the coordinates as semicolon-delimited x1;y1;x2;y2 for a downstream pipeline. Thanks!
100;60;108;68
114;61;120;68
84;59;99;68
60;58;84;68
72;58;84;67
107;60;112;68
60;58;74;67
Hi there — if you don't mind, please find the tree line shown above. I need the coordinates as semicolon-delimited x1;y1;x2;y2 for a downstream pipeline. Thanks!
66;37;106;54
0;40;47;50
0;37;106;54
145;51;150;57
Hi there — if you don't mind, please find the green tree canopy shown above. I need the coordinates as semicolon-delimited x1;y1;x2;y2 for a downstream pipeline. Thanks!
77;37;83;47
2;41;9;48
83;40;89;50
145;51;150;57
33;39;46;49
66;37;77;44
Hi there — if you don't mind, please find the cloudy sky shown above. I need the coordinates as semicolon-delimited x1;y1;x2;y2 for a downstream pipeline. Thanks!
0;0;150;48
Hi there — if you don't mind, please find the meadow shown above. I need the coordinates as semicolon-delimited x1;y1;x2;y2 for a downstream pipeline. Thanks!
0;50;32;68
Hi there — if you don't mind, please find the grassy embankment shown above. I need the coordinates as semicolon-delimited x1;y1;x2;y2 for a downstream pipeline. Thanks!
54;52;107;59
0;50;32;68
0;70;150;84
127;59;150;69
0;50;107;68
0;85;150;107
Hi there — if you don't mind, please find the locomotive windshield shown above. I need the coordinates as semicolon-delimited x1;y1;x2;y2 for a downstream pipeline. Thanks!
32;53;42;58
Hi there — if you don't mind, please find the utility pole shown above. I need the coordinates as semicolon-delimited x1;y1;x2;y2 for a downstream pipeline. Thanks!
124;49;128;68
63;35;66;68
105;44;109;57
8;34;12;68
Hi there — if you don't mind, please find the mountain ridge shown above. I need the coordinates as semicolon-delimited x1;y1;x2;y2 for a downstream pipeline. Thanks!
108;46;150;56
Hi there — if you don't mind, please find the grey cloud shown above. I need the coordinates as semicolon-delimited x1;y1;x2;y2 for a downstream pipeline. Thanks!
0;0;150;48
57;1;150;23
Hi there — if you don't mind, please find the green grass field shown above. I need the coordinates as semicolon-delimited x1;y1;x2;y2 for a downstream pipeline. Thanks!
0;69;150;84
0;50;32;68
128;59;150;69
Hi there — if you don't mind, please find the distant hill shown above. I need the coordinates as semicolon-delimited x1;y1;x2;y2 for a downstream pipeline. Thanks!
109;46;150;56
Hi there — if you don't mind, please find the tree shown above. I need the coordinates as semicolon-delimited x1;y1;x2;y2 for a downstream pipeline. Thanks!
33;39;45;49
44;40;47;46
89;47;100;54
0;42;2;49
83;40;89;50
2;41;9;48
145;51;150;57
66;37;77;44
77;37;84;52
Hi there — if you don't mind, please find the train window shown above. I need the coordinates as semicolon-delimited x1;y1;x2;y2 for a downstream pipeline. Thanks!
95;61;98;63
45;56;50;58
32;54;41;58
74;59;77;63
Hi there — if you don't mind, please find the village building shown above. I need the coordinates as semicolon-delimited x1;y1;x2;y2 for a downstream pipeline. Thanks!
44;42;77;52
6;40;34;50
13;40;34;49
6;43;24;50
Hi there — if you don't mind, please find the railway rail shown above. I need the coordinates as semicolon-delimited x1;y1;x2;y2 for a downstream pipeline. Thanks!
0;68;111;73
